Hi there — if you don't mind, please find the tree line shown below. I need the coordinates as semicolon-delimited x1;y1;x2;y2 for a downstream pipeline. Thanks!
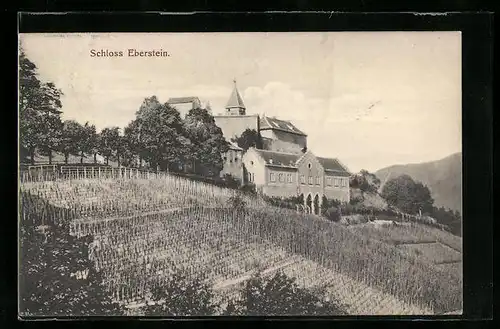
19;49;229;178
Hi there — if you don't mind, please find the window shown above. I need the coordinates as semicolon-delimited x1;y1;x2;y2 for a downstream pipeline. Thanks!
316;176;320;185
287;173;292;183
308;176;313;185
300;175;305;184
334;178;339;187
342;178;347;187
308;163;312;169
326;177;332;186
252;173;255;182
279;173;284;182
270;173;276;182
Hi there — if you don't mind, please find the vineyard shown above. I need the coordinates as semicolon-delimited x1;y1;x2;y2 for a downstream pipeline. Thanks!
19;174;462;315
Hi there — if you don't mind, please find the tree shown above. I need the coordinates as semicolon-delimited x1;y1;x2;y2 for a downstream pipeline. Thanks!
233;128;262;151
37;114;63;165
184;107;229;177
131;97;191;171
99;127;121;166
19;49;64;165
230;271;345;316
381;174;434;214
58;120;84;164
19;193;122;317
143;271;218;316
350;170;381;193
123;120;144;167
78;122;98;164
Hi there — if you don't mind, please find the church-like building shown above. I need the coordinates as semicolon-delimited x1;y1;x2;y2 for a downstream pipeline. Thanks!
212;81;351;215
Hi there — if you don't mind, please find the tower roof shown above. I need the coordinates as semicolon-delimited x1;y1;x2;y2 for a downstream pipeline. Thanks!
225;80;246;109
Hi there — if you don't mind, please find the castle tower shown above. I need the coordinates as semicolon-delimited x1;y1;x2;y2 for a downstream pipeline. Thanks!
225;79;246;115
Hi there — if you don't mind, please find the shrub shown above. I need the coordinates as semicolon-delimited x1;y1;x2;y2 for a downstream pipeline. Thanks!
239;183;256;195
143;270;218;316
221;173;240;189
229;271;345;316
19;196;122;317
324;206;341;222
263;195;302;210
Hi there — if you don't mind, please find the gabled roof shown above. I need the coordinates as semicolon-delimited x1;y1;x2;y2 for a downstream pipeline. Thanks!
259;116;307;136
253;149;300;169
167;97;201;104
316;157;351;176
225;81;246;109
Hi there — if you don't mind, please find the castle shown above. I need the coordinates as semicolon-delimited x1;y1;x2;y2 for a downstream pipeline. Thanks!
170;81;351;215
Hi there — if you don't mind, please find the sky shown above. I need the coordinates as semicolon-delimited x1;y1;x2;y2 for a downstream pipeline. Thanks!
19;32;461;172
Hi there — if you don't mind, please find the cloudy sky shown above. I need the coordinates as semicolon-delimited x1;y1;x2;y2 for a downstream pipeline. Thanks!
19;32;461;172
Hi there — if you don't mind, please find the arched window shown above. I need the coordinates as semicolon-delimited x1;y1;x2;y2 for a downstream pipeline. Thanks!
308;163;312;169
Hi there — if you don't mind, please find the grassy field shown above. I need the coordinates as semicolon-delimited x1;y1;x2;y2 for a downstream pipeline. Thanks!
19;175;462;315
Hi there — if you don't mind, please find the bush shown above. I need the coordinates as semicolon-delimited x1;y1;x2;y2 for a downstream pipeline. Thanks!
239;183;256;195
324;206;341;222
143;270;218;316
221;173;240;189
228;271;345;316
263;195;302;210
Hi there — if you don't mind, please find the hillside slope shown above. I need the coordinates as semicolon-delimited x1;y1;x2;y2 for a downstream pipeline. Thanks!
376;153;462;213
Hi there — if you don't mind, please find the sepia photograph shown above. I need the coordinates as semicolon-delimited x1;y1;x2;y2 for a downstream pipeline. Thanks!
18;32;463;317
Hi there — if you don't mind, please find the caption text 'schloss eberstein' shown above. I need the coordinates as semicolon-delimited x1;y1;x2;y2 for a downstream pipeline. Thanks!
90;49;171;58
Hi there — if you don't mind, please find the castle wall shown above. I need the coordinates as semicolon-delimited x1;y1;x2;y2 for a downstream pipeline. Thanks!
220;148;244;182
261;130;307;149
170;103;194;119
262;137;304;154
242;148;267;186
214;115;260;141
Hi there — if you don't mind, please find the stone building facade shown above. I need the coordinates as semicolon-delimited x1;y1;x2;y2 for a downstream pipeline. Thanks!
242;148;350;214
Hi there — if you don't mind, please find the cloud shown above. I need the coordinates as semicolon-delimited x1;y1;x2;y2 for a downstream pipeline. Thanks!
240;81;460;172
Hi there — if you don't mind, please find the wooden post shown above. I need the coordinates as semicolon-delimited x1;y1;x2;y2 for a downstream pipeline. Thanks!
98;167;101;179
84;167;87;179
76;167;79;179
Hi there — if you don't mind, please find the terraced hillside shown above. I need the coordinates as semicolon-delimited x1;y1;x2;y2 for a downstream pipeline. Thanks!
19;175;462;315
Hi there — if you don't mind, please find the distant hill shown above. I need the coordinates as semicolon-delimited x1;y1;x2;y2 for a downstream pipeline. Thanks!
375;153;462;214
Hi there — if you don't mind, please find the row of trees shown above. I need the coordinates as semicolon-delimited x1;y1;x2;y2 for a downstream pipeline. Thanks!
19;49;230;178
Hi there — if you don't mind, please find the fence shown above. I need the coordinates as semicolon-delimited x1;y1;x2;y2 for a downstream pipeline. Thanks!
19;165;174;184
